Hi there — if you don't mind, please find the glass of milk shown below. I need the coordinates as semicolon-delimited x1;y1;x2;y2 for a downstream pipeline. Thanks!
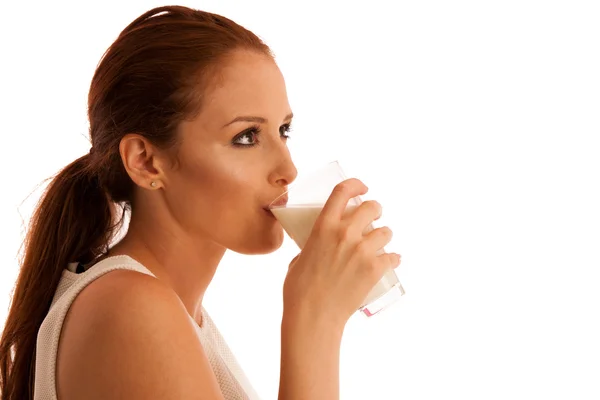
269;161;404;317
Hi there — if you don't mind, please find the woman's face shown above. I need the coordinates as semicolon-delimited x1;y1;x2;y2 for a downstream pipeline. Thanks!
162;50;297;254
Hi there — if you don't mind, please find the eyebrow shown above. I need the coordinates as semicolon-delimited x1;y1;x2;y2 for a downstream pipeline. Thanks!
223;113;294;128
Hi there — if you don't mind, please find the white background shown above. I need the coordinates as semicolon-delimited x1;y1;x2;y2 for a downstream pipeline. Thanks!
1;1;599;399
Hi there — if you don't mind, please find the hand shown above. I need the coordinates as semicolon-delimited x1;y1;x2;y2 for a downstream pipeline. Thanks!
282;178;401;329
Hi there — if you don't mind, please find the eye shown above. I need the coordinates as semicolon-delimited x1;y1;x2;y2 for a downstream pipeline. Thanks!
232;126;260;147
280;123;292;139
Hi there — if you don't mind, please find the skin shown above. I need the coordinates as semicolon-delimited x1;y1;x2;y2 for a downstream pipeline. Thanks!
111;49;297;323
56;49;401;400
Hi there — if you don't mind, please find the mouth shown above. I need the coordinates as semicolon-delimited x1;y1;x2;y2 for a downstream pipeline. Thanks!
268;193;288;208
263;193;289;214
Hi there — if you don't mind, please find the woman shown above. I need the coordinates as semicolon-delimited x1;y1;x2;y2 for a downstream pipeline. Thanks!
0;5;401;400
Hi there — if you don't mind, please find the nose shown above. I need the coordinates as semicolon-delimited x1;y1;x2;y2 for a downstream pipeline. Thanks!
269;144;297;188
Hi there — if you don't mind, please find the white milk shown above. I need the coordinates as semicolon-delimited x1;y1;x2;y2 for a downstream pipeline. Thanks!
270;204;401;308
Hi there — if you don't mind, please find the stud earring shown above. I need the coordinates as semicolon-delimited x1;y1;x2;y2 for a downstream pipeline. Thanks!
150;181;157;188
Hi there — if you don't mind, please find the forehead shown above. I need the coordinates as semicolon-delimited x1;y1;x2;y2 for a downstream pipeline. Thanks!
200;51;290;123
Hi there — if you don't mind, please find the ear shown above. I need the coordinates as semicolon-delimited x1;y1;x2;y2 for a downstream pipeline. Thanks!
119;134;168;190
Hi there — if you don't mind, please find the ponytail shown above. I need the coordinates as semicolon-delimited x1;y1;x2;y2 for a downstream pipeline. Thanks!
0;154;117;400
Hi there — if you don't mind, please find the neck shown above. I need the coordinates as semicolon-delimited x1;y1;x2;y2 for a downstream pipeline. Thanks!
109;209;226;325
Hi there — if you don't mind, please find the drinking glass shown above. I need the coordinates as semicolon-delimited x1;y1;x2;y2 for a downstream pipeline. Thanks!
269;161;404;317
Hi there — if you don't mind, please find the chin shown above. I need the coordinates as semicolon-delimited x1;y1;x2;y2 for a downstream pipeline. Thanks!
230;226;285;255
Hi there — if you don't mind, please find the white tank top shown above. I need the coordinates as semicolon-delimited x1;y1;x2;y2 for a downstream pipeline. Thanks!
33;255;261;400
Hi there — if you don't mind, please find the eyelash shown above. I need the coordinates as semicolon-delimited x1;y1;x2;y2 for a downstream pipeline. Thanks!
232;123;292;148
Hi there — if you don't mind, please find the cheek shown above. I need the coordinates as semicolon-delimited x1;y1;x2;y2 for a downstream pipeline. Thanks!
177;155;246;199
166;152;282;253
189;156;253;194
168;159;258;225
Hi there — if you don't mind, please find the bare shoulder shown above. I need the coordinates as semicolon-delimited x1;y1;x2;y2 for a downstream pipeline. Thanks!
56;269;224;400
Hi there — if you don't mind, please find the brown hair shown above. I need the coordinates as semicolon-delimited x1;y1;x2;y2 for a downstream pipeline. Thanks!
0;6;271;399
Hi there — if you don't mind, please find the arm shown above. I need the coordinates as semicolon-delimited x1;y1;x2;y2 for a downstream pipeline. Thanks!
278;308;344;400
277;179;400;399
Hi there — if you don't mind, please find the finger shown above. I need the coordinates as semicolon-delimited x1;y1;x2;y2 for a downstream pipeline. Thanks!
345;200;382;235
317;178;368;226
361;226;393;254
373;252;401;272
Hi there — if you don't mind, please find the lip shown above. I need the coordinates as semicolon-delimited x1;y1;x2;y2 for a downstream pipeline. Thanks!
267;193;289;209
